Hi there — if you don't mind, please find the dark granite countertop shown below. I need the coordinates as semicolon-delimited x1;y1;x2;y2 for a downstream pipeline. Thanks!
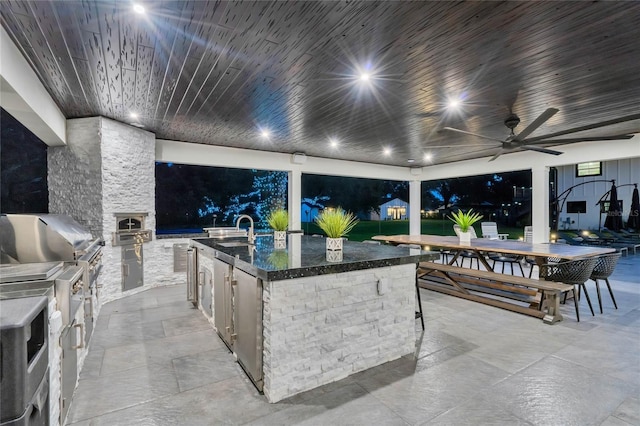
190;234;439;281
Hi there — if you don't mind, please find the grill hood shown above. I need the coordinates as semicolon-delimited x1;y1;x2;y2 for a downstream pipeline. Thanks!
0;214;94;264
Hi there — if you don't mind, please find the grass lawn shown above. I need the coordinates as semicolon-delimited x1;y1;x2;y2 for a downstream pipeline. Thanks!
303;219;524;242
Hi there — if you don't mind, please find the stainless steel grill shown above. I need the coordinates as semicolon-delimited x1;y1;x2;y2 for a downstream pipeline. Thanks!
0;214;103;338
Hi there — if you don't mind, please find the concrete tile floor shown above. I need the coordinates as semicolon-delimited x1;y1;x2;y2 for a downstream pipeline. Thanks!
68;257;640;425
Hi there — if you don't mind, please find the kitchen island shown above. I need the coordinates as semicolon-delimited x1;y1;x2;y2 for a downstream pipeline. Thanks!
189;234;438;402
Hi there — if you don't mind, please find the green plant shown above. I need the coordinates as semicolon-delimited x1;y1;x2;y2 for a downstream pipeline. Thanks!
266;208;288;231
315;207;359;238
448;209;483;232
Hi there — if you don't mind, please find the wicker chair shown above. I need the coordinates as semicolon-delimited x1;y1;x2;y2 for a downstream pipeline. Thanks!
589;252;622;313
539;257;598;322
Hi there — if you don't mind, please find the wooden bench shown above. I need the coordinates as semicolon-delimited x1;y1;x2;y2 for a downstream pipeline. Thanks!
417;261;575;324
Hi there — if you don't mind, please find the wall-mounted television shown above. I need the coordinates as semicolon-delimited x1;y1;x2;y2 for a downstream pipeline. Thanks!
566;201;587;214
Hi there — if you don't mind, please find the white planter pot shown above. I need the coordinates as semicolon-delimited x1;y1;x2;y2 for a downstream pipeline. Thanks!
273;230;287;241
326;249;343;262
326;237;343;251
459;231;472;245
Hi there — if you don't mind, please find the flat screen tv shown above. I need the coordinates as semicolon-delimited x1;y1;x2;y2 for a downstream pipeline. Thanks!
566;201;587;214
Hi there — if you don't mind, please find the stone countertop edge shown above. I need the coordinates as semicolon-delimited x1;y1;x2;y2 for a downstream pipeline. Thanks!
156;233;207;239
190;236;439;282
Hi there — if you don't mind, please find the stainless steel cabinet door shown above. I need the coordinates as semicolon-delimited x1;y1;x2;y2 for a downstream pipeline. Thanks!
200;267;213;318
186;248;198;305
213;258;233;348
232;268;263;390
121;244;143;291
60;324;78;424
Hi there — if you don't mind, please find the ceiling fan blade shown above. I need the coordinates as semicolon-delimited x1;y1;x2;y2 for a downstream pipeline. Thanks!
524;113;640;143
442;127;504;144
513;108;559;141
521;145;563;155
426;144;501;148
524;134;635;145
488;149;507;162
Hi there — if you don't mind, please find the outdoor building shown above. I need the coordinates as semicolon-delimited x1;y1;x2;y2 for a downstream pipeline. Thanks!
379;198;410;220
555;159;640;231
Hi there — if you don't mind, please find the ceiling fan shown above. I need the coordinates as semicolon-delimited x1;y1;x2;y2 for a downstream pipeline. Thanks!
439;109;640;161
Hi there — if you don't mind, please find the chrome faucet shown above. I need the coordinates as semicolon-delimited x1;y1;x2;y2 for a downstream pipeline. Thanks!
235;215;255;244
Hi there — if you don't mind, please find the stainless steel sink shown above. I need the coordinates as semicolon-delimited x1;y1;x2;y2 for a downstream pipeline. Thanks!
218;241;253;248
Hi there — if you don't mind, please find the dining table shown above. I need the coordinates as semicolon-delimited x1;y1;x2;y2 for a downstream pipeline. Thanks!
372;234;616;270
372;234;617;323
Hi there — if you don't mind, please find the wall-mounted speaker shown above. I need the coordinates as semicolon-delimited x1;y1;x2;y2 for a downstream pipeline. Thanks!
291;153;307;164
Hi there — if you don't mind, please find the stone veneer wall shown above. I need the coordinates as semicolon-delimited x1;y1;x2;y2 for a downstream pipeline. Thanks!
48;117;187;306
48;117;103;237
262;263;417;403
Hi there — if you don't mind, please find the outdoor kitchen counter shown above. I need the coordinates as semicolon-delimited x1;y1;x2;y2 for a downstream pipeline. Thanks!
190;234;438;280
190;235;438;403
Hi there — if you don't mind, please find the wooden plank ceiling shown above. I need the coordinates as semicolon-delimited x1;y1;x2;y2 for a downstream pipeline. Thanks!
1;1;639;167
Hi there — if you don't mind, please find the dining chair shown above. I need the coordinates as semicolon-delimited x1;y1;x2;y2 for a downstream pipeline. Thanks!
481;222;509;240
539;257;598;322
479;222;522;274
524;226;537;278
589;252;621;313
453;225;482;269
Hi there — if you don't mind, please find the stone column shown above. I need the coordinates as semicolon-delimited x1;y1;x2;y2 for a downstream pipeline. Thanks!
48;117;180;304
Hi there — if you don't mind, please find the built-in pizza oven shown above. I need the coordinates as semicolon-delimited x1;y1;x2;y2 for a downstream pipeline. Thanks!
112;213;153;246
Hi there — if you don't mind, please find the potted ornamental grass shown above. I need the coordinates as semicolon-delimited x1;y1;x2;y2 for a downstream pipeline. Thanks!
448;209;483;244
266;208;288;241
314;208;359;259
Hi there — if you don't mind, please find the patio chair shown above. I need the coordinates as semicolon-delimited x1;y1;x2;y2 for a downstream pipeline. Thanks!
539;257;598;322
522;226;558;278
580;230;636;255
589;252;621;313
618;229;640;239
453;225;482;269
479;222;522;275
481;222;509;240
588;230;639;254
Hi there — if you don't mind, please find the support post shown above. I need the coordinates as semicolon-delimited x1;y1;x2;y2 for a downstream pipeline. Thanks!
409;180;421;235
288;169;302;231
531;166;550;243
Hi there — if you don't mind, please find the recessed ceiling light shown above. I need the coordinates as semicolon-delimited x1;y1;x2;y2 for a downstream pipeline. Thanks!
407;159;415;163
360;73;370;82
133;4;145;14
383;147;391;156
261;129;271;139
424;153;432;161
129;112;139;119
329;138;339;148
447;97;461;110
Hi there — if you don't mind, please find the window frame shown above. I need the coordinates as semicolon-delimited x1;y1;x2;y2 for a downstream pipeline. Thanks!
575;161;602;177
